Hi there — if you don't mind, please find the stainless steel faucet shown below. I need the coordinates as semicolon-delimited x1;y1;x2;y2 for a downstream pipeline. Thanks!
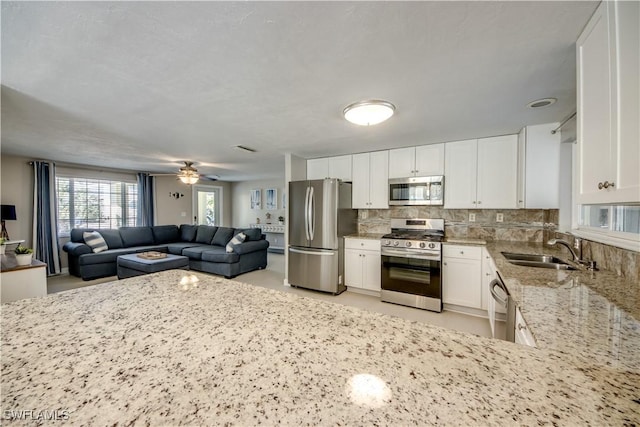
547;239;579;261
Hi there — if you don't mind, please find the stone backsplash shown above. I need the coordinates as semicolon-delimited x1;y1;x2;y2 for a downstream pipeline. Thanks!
357;206;638;282
357;207;558;242
547;231;640;283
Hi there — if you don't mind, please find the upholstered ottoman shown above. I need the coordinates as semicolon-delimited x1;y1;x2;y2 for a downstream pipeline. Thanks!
117;253;189;279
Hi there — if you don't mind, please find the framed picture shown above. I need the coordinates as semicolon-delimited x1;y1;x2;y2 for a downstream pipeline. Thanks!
265;188;277;210
250;189;261;210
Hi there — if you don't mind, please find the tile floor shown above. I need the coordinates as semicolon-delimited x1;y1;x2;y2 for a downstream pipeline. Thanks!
48;253;503;339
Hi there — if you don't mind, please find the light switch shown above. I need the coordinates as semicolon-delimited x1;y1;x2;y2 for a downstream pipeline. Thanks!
181;212;187;217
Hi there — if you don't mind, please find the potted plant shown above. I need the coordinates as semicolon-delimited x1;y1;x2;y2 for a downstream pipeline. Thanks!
14;245;34;266
278;216;284;226
0;237;5;256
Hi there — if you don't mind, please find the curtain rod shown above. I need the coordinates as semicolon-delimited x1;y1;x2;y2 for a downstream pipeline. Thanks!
551;112;577;134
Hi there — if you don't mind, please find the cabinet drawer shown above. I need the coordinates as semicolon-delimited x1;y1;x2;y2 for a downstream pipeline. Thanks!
345;238;380;252
443;245;482;260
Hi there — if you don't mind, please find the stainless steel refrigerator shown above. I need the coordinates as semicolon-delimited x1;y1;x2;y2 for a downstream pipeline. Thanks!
288;179;357;294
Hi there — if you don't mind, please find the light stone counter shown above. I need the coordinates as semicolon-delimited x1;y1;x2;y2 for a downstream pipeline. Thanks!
1;270;639;425
484;241;640;374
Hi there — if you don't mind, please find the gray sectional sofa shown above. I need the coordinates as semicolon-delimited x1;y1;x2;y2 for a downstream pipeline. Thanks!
63;224;269;280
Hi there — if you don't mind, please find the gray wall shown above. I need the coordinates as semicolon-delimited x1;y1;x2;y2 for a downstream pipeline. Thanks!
0;154;35;247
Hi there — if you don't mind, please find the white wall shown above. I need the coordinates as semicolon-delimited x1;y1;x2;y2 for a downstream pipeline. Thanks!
154;177;232;227
0;154;35;247
231;178;285;227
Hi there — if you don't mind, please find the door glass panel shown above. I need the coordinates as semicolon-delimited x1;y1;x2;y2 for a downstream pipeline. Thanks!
194;186;222;226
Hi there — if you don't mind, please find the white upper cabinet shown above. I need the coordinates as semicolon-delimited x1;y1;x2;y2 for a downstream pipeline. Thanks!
445;136;518;209
577;0;639;204
517;124;561;209
306;155;352;181
477;135;519;209
444;139;478;209
388;144;444;178
352;151;389;209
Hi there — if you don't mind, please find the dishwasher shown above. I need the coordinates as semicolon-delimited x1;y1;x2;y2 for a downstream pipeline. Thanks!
489;273;516;342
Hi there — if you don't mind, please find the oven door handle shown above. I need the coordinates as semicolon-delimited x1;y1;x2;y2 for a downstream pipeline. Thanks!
381;249;440;261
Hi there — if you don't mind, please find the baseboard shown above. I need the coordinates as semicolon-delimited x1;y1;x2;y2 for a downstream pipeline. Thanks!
346;287;380;297
60;267;69;275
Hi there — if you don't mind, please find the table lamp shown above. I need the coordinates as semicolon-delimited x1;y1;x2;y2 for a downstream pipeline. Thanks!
1;205;17;240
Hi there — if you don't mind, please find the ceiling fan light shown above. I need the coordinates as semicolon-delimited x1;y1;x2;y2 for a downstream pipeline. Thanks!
179;174;199;185
343;100;395;126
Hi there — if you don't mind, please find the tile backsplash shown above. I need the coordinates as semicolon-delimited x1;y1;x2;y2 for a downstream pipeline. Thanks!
548;231;640;283
358;207;558;242
357;207;638;282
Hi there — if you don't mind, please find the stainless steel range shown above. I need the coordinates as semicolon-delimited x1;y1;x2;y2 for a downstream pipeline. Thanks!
380;218;444;312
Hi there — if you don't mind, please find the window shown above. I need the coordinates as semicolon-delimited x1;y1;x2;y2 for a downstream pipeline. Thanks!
56;176;138;236
577;204;640;251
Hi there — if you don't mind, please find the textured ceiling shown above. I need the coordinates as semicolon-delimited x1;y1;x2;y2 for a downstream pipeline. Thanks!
1;1;597;181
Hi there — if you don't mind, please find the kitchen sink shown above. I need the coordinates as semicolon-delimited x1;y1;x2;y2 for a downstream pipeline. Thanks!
501;252;578;271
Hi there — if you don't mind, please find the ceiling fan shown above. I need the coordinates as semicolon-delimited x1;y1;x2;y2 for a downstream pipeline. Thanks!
150;161;219;185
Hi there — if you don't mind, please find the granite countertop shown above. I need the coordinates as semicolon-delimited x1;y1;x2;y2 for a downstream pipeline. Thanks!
2;270;638;425
483;241;640;373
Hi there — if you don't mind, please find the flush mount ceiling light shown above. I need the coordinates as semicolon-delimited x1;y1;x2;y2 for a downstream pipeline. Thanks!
343;100;396;126
527;98;557;109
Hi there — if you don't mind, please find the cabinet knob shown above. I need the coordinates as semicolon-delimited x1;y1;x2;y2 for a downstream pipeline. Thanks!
517;323;527;331
603;181;615;189
361;243;364;246
477;201;482;205
460;251;464;254
598;182;603;190
443;262;447;266
472;201;477;204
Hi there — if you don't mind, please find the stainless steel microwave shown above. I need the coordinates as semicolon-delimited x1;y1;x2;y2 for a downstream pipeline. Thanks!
389;176;444;206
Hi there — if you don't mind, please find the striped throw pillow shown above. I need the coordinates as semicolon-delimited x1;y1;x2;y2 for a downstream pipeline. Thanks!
83;231;109;253
226;232;246;253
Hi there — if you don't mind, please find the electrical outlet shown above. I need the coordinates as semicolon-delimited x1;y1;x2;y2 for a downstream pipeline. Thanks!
496;213;504;223
469;213;476;222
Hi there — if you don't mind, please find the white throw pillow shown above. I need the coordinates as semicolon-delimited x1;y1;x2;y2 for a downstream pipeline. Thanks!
83;231;108;253
226;232;246;253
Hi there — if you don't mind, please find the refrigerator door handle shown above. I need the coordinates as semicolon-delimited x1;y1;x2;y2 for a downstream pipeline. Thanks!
309;185;315;241
289;247;335;256
304;187;311;241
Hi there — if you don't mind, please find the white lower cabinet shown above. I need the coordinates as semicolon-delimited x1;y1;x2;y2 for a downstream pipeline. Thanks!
344;238;381;292
442;245;482;309
515;307;536;347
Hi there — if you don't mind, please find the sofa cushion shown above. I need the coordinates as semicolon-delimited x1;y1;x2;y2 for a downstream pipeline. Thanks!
70;228;123;248
83;231;108;253
195;225;218;244
233;239;270;255
182;246;216;260
120;227;154;247
152;225;180;244
202;249;239;263
78;248;138;265
166;242;208;255
212;227;235;247
234;228;262;241
226;232;246;253
180;224;197;242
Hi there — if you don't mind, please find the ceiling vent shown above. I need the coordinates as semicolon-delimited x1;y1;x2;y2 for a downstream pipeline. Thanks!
527;98;557;108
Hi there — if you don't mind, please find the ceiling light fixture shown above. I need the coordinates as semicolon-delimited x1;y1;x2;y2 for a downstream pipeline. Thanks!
527;98;557;109
178;173;199;185
343;100;396;126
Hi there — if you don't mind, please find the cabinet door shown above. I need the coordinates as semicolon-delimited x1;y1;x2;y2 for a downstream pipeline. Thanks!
362;251;381;291
442;257;482;309
415;143;444;176
524;124;561;209
388;147;415;178
307;158;329;180
577;2;614;203
351;153;371;208
613;0;640;203
444;139;478;209
344;249;363;287
368;151;389;209
476;135;519;209
328;155;353;182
